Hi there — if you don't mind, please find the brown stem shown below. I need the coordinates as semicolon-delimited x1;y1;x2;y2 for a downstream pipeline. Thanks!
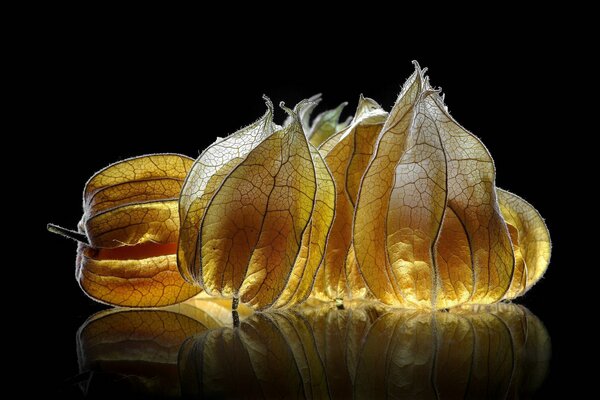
47;223;89;245
232;310;240;328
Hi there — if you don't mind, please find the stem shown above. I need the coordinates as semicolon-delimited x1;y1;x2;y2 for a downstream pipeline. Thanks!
47;223;89;244
232;310;240;328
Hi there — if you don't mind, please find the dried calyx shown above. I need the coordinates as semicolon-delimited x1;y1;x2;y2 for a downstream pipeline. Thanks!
49;63;551;310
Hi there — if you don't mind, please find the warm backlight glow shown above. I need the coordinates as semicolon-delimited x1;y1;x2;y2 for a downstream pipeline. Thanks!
51;62;550;310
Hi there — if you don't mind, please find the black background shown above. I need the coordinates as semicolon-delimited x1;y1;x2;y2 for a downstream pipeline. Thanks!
31;16;582;397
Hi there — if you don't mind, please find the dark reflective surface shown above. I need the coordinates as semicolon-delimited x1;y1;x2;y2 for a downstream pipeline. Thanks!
75;301;550;399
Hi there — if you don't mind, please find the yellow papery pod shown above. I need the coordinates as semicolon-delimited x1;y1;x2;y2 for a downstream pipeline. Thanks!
180;99;335;310
53;62;551;311
498;189;551;298
283;94;350;148
354;64;522;309
307;101;349;147
503;221;528;299
273;145;335;308
382;88;514;309
353;66;424;306
65;154;201;307
178;98;278;283
312;95;388;301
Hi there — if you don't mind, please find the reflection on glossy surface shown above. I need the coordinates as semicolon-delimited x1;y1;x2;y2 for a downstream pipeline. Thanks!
76;301;550;399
